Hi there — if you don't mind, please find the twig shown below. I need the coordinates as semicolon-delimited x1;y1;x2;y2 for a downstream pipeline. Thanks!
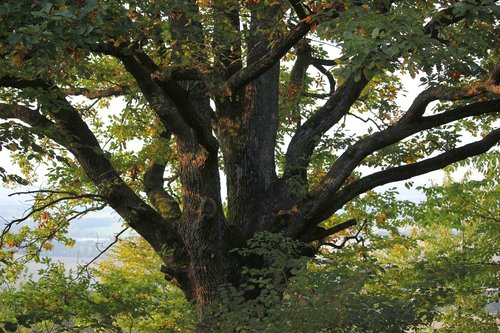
348;112;384;131
7;193;104;226
74;227;130;277
324;219;368;249
8;189;104;199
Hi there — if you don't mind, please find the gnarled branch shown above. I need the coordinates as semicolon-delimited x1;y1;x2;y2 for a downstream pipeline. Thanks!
143;131;182;220
304;97;500;226
283;73;369;183
300;218;357;242
307;128;500;225
0;77;178;252
218;21;312;96
324;219;367;249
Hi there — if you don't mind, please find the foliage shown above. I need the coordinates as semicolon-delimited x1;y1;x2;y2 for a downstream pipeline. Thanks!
206;162;500;332
0;237;193;333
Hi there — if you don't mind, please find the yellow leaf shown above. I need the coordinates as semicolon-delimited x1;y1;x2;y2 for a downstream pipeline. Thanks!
7;143;18;151
376;213;387;224
42;242;54;251
12;53;25;67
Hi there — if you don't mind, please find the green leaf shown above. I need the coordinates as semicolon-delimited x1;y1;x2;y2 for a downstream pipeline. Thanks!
2;322;17;333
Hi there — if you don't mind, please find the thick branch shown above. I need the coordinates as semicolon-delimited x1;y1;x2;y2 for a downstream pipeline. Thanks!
218;21;311;95
283;74;369;182
91;45;218;153
0;78;179;251
212;0;242;78
154;78;219;153
305;98;499;225
288;0;309;20
91;43;204;81
0;103;55;128
283;1;494;188
143;132;182;220
287;40;313;127
120;55;198;145
316;218;357;239
290;40;313;90
422;1;490;41
310;67;500;207
308;128;500;224
312;58;337;67
0;76;48;89
401;63;500;122
300;218;357;242
144;162;180;214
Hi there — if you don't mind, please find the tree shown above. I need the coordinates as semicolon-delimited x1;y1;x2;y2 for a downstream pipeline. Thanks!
0;0;498;313
1;159;498;332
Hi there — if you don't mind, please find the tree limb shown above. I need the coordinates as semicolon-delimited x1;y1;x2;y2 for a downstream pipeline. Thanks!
212;0;243;78
304;98;499;226
323;219;367;249
91;45;218;154
301;92;331;99
283;73;369;183
312;58;337;67
154;78;219;154
91;43;204;81
300;218;357;242
307;128;500;225
8;193;104;224
0;77;179;252
0;75;49;89
287;39;313;127
401;61;500;122
218;21;312;96
143;131;182;220
312;62;336;94
283;1;494;187
308;65;499;210
423;1;488;41
8;189;104;198
0;103;56;128
288;0;309;20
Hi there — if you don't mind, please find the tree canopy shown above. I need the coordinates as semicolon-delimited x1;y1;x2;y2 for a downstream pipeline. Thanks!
0;0;499;325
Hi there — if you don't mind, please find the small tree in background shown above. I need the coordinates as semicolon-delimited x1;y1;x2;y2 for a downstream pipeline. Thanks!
0;237;193;332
